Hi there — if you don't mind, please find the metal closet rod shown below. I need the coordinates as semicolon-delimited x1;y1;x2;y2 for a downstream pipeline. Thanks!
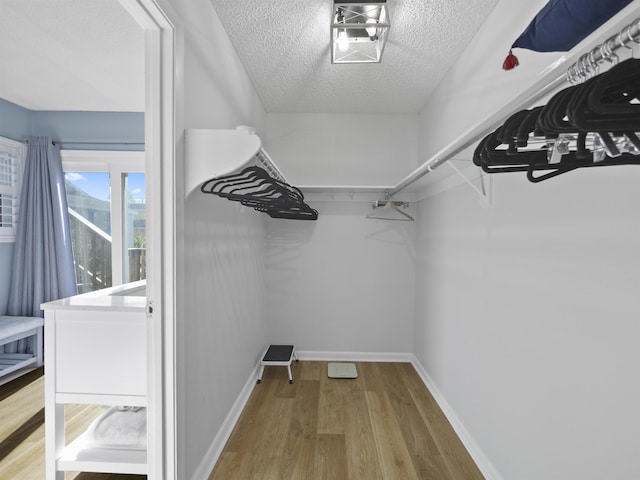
61;141;144;145
23;138;144;146
566;17;640;83
55;140;145;145
389;16;640;198
388;73;566;197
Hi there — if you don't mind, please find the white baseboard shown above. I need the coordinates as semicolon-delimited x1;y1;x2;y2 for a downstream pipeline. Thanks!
190;360;261;480
410;355;503;480
296;350;413;362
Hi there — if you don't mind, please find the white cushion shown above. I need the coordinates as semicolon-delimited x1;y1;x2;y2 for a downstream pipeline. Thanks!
0;316;44;340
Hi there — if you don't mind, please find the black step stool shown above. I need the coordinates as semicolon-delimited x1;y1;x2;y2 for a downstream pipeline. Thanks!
257;345;297;384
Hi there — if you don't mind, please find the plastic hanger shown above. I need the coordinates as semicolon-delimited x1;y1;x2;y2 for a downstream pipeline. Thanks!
200;166;317;220
366;201;414;221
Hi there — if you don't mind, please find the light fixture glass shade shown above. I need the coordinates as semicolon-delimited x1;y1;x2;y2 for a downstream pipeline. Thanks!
331;1;390;64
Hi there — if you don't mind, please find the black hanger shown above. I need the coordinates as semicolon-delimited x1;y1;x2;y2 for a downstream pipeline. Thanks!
474;57;640;183
537;86;580;137
201;166;317;220
516;106;545;147
569;59;640;131
497;109;533;153
587;59;640;116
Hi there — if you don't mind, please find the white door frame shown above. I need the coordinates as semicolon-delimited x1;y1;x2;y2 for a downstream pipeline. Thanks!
117;1;176;479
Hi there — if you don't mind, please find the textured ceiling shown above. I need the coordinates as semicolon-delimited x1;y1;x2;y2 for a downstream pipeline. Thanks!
209;0;501;114
0;0;501;114
0;0;144;112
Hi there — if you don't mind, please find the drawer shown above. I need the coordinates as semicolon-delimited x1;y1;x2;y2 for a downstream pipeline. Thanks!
52;310;147;397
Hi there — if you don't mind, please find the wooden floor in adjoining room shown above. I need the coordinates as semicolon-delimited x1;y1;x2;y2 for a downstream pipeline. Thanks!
0;368;145;480
210;361;485;480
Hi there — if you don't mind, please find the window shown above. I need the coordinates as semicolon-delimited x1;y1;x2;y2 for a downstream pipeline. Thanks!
62;150;146;293
0;136;26;242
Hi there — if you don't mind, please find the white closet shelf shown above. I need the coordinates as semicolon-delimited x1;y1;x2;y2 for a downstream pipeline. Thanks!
185;127;286;197
57;434;147;475
299;185;395;193
298;185;415;204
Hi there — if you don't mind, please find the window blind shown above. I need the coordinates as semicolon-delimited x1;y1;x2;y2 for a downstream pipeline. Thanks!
0;138;25;240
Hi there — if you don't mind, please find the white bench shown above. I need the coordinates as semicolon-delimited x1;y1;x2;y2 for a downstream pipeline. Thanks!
0;315;44;386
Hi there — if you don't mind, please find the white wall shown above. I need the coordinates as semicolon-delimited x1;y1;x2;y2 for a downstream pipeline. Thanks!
164;0;640;478
162;0;269;478
179;1;266;133
183;195;267;478
414;167;640;480
265;113;418;186
263;113;419;357
265;199;416;355
413;1;640;479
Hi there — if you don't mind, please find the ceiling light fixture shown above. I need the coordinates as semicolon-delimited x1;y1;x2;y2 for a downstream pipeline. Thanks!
331;1;390;64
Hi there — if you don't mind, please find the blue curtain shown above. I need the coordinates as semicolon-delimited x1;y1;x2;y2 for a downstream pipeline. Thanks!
7;136;77;323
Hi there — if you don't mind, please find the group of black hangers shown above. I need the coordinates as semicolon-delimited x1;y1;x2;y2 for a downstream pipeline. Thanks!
474;58;640;182
201;166;318;220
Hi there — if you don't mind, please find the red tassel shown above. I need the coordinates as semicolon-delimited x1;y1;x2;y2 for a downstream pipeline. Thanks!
502;50;519;71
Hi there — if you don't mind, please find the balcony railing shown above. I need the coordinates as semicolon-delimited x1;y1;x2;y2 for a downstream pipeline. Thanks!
68;208;112;294
68;208;146;293
128;247;146;282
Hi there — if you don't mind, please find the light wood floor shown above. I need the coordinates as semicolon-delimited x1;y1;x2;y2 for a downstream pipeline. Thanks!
2;363;484;480
0;368;145;480
210;361;485;480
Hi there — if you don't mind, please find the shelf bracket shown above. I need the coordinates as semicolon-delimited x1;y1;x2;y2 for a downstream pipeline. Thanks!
445;161;492;206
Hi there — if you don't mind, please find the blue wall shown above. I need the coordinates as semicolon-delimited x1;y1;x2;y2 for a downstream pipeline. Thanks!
0;243;14;315
0;98;31;140
0;98;144;149
32;111;144;151
0;97;144;313
0;100;30;314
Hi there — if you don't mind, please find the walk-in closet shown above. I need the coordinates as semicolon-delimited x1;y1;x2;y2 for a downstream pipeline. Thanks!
2;0;640;479
177;1;640;479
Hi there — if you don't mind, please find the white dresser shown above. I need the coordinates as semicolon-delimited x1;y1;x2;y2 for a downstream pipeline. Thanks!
41;281;148;479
